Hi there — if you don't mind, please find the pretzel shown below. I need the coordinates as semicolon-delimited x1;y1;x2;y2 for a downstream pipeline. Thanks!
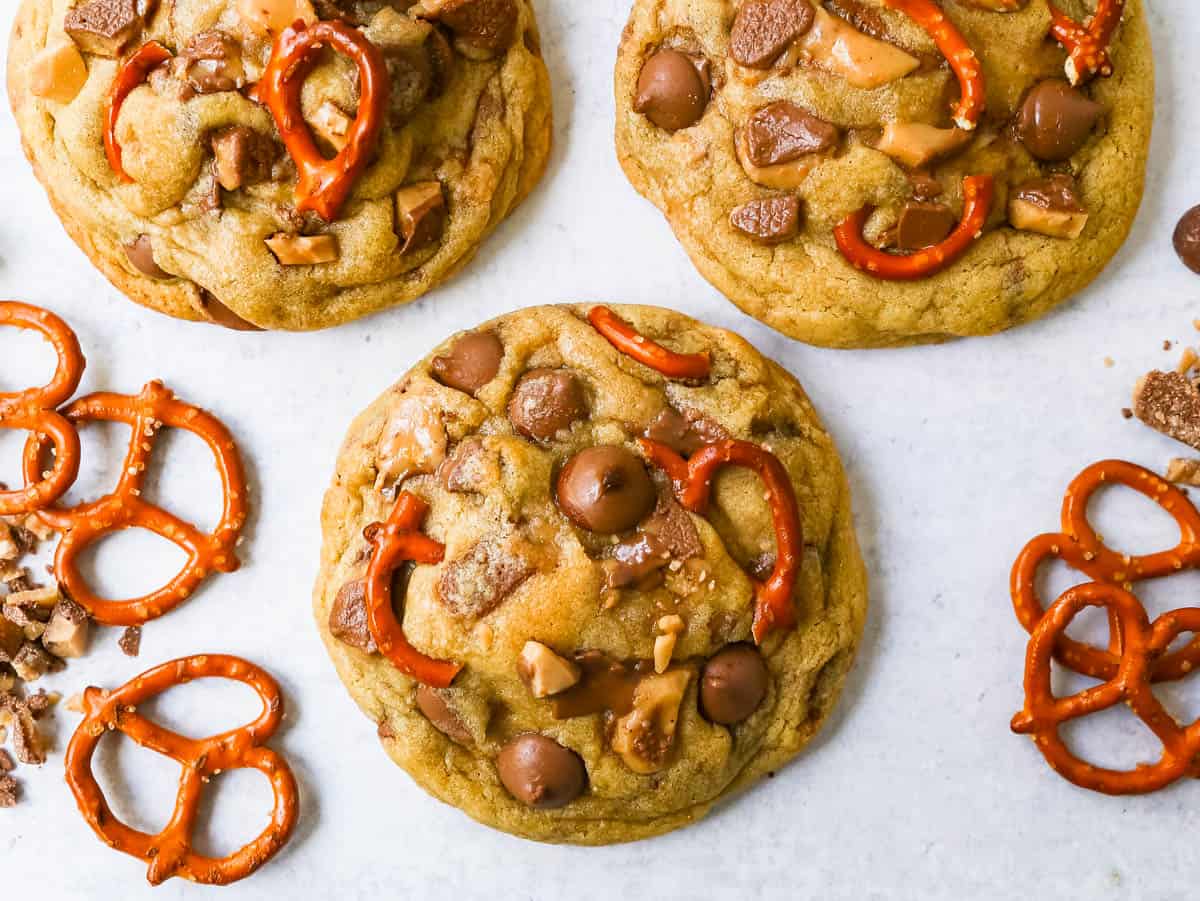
365;491;461;687
639;438;803;642
835;174;995;281
0;302;84;515
256;20;390;221
1011;460;1200;682
65;655;299;885
587;306;712;381
24;380;247;626
1049;0;1124;85
883;0;985;130
105;41;173;183
1011;582;1200;795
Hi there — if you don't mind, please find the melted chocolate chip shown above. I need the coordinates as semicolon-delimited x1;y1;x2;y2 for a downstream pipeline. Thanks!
507;369;588;441
556;446;656;534
431;331;504;395
1016;79;1103;162
415;685;473;745
124;235;171;279
329;579;376;653
644;408;728;457
896;202;956;251
551;651;651;719
497;733;586;809
730;0;815;69
1175;205;1200;275
1013;173;1084;213
700;644;769;725
634;49;711;132
744;101;839;167
730;196;801;244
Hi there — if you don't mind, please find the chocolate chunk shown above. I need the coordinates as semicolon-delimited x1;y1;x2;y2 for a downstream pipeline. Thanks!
1013;173;1084;212
329;579;376;652
64;0;144;57
437;538;535;619
730;0;815;69
634;49;711;132
1016;79;1103;162
439;437;497;493
431;332;504;395
909;174;944;201
1174;205;1200;275
896;202;956;251
200;290;262;331
730;196;801;244
422;0;517;55
643;496;703;560
118;625;142;657
211;126;277;192
395;182;446;254
744;101;839;167
556;447;656;534
507;369;587;441
644;408;728;457
124;234;170;279
177;31;244;94
700;644;769;725
1133;371;1200;451
604;496;702;590
415;685;473;744
497;733;586;809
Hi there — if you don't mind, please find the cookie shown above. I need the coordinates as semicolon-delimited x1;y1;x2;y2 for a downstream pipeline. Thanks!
313;303;868;844
614;0;1153;348
8;0;552;330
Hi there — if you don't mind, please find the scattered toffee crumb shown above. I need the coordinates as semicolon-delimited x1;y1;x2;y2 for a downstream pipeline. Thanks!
118;626;142;658
1121;408;1134;419
1165;340;1174;351
1104;357;1115;368
1166;458;1200;487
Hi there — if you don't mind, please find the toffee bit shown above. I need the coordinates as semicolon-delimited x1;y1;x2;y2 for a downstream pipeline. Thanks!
118;625;142;657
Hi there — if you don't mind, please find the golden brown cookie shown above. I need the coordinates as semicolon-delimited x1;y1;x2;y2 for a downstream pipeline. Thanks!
614;0;1153;348
313;304;868;844
8;0;552;330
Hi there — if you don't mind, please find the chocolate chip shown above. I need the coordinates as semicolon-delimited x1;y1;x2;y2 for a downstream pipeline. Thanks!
634;49;711;132
730;196;801;244
1016;79;1103;162
124;234;171;279
422;0;517;56
431;331;504;395
507;369;587;441
329;579;376;652
396;182;446;254
200;289;262;331
896;202;956;251
700;644;769;725
415;685;473;745
1013;173;1084;213
556;446;656;534
744;101;839;167
497;733;586;809
730;0;815;69
1174;205;1200;275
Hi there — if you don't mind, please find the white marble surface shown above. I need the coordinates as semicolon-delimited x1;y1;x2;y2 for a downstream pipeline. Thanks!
3;1;1200;897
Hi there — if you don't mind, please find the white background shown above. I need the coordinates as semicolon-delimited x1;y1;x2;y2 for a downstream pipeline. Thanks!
3;1;1199;897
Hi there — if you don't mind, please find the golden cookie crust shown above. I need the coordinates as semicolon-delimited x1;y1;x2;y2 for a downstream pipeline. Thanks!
614;0;1153;348
8;0;552;330
313;304;868;844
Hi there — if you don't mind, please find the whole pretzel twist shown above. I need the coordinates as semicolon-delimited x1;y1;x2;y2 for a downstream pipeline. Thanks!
1011;583;1200;795
105;41;173;183
1049;0;1125;85
883;0;985;130
257;20;390;221
0;302;84;515
365;491;461;687
65;655;299;885
1010;460;1200;682
639;438;803;643
588;306;712;381
25;380;248;626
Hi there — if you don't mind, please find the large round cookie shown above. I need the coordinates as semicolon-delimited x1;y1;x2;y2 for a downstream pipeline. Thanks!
8;0;551;330
615;0;1153;348
313;303;868;844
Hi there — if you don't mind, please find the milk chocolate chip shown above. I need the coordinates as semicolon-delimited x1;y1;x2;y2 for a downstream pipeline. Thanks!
507;369;587;441
431;331;503;395
557;446;656;534
1174;205;1200;275
497;734;586;809
744;101;839;167
329;579;375;653
700;644;769;725
730;0;815;69
124;234;170;279
896;202;956;251
730;196;801;244
416;685;473;745
1016;79;1103;162
634;49;711;132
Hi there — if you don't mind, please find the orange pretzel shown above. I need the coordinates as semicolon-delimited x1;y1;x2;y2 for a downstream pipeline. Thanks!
1011;460;1200;683
365;491;461;687
588;306;712;381
257;20;390;221
105;41;173;183
65;655;299;885
24;380;247;626
1049;0;1124;85
883;0;985;130
639;438;803;643
1011;582;1200;795
835;174;994;281
0;302;84;515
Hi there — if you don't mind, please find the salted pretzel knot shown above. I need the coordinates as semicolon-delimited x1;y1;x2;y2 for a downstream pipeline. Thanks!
835;174;994;281
883;0;985;130
1049;0;1125;85
1010;460;1200;682
639;438;803;643
65;655;299;885
24;380;248;626
0;302;84;515
105;41;173;183
365;491;461;687
588;306;712;381
1011;583;1200;795
257;20;390;221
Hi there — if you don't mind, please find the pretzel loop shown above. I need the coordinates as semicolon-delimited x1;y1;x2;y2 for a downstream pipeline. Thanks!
883;0;985;130
1049;0;1125;85
587;306;712;381
65;655;299;886
24;380;248;626
0;301;85;515
365;491;461;687
105;41;174;183
639;438;803;643
257;20;390;221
